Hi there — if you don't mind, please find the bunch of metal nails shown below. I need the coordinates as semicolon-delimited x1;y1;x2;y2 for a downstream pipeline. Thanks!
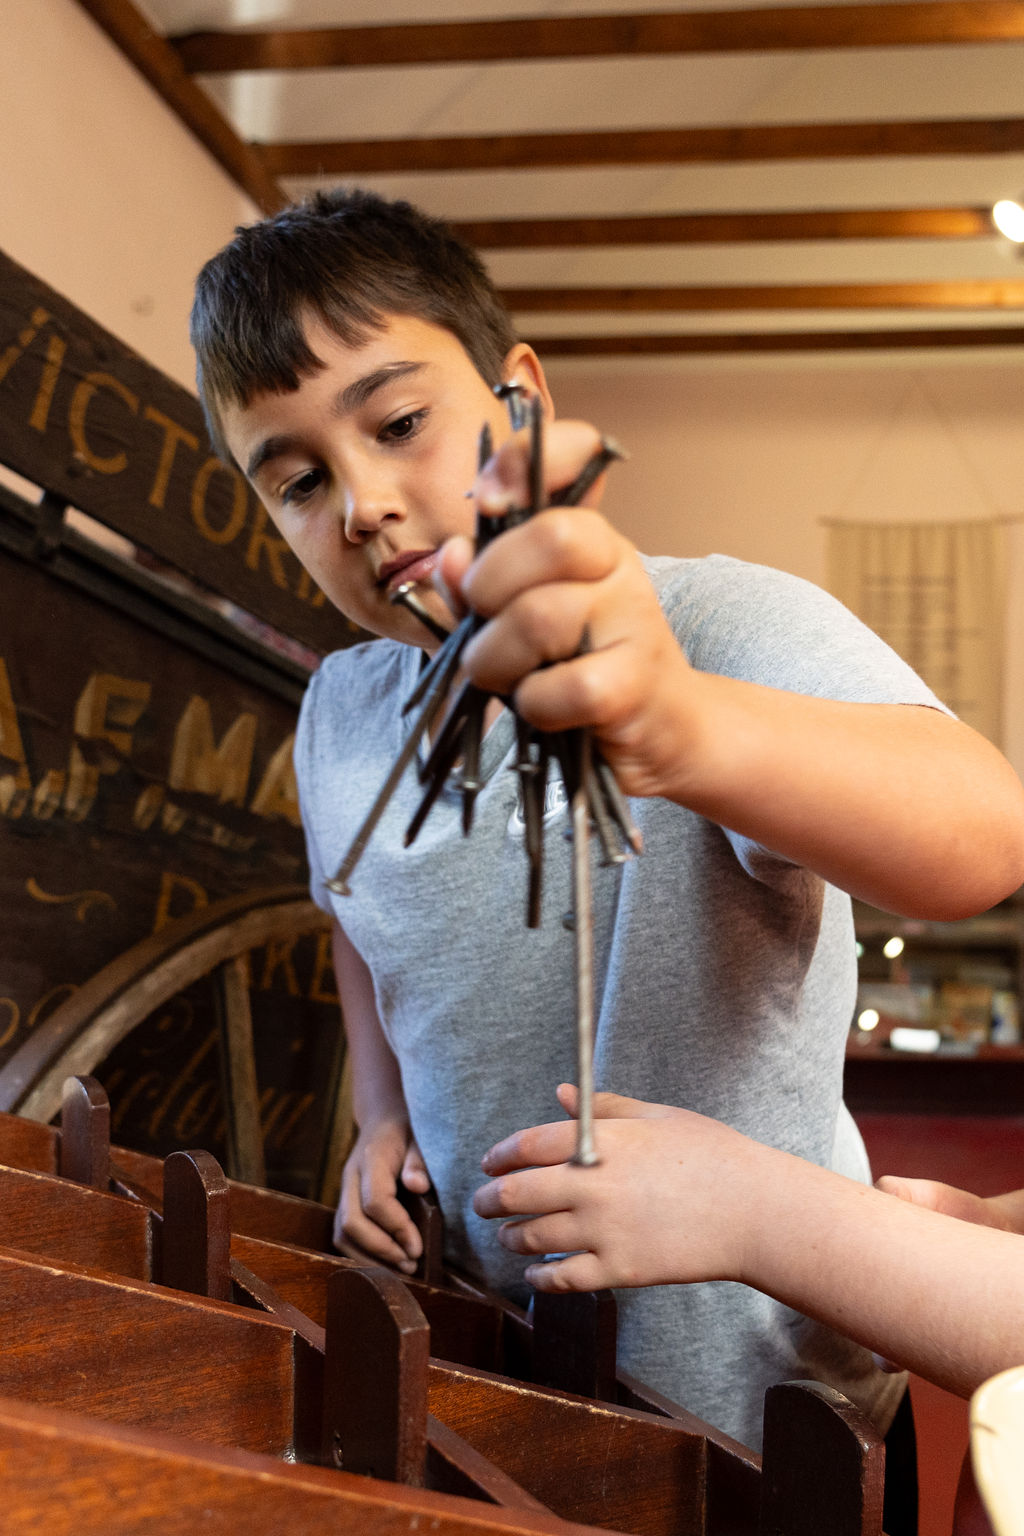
326;384;640;1165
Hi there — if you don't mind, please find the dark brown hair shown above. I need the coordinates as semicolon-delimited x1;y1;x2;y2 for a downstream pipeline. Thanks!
191;187;517;461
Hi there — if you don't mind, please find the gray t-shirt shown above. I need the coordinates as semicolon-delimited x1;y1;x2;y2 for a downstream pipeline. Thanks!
295;554;945;1451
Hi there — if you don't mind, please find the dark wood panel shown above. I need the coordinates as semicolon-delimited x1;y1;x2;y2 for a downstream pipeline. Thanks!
0;524;340;1189
452;207;995;248
0;248;353;655
171;4;1024;71
259;117;1024;175
504;280;1024;311
534;327;1024;354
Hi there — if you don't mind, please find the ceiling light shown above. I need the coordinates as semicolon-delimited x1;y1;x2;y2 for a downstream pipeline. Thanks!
882;935;905;959
993;199;1024;242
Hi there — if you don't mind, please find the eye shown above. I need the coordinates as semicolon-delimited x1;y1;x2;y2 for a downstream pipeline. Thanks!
281;468;324;507
380;409;426;444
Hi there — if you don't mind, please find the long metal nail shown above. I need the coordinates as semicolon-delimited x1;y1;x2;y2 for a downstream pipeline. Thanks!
390;581;452;645
327;637;465;894
569;732;599;1168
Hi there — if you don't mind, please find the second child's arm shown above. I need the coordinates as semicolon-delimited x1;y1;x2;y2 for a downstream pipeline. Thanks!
440;422;1024;920
473;1086;1024;1399
330;920;429;1272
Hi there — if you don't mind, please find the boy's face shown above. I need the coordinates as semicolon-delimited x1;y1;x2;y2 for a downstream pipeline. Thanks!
221;313;548;646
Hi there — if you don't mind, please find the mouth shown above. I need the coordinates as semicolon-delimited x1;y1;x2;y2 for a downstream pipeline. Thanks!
378;549;439;595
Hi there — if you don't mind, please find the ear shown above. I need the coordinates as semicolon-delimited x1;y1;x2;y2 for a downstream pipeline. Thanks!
501;342;555;419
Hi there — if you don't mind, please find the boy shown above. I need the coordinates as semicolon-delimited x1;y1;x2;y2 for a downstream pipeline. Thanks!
190;188;1024;1461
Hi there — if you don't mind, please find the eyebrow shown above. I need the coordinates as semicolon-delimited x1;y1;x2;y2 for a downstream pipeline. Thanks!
245;360;426;482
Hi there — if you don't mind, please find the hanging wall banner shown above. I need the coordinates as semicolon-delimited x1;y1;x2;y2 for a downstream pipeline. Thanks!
827;518;1007;745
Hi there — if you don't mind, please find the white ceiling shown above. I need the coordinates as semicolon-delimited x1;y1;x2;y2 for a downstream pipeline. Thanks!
130;0;1024;349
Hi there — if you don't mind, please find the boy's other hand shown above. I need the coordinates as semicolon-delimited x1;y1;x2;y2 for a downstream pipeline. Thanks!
876;1174;1024;1235
437;421;697;803
334;1117;430;1273
472;1083;750;1292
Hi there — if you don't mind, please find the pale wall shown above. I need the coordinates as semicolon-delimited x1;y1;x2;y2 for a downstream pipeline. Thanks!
1;0;257;390
549;354;1024;779
4;0;1023;786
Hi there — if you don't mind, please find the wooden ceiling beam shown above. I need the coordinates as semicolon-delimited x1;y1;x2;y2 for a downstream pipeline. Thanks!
535;326;1024;355
72;0;287;214
453;207;996;246
260;118;1024;176
171;4;1024;72
502;280;1024;310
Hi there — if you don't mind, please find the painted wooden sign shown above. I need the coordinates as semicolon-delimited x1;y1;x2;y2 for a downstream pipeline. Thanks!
0;246;359;657
0;495;339;1192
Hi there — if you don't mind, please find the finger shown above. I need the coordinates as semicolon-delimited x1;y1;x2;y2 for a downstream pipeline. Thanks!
496;1211;583;1257
478;1120;579;1179
474;1162;580;1220
524;1252;609;1294
401;1138;431;1194
460;506;620;619
462;581;597;698
434;534;474;614
358;1165;423;1265
335;1197;420;1271
475;420;606;517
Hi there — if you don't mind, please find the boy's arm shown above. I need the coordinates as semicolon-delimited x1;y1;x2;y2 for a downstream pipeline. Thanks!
331;920;428;1271
473;1087;1024;1399
442;421;1024;920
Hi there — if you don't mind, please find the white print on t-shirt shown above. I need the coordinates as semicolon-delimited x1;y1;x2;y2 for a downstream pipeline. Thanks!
507;775;568;838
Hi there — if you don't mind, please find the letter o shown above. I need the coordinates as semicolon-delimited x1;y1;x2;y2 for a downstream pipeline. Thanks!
191;458;248;545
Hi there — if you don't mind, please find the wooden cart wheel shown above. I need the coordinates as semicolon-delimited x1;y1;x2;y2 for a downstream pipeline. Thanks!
0;885;350;1201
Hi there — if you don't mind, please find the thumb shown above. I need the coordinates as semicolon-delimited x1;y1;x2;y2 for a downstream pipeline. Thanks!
556;1083;679;1121
401;1138;431;1193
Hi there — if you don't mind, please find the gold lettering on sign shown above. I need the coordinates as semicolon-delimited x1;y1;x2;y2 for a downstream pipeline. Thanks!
65;672;151;821
146;1027;216;1140
0;307;51;386
133;783;165;830
245;503;291;590
29;333;67;434
68;372;139;475
0;656;31;818
152;871;208;934
249;734;299;826
309;929;340;1005
25;877;116;921
0;998;20;1052
33;770;65;820
144;406;199;509
191;457;247;546
258;937;301;997
169;697;257;806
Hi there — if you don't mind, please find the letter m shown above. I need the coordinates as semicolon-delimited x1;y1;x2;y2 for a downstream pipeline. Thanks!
169;696;258;806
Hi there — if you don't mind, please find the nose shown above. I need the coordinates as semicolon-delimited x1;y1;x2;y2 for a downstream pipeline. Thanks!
341;459;404;543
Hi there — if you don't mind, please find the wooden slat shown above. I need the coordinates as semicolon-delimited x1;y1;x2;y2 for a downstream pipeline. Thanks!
0;1244;299;1455
0;1164;152;1278
259;117;1024;175
452;207;996;247
0;1395;598;1536
534;326;1024;354
71;0;286;213
171;3;1024;72
503;280;1024;310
